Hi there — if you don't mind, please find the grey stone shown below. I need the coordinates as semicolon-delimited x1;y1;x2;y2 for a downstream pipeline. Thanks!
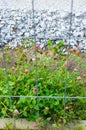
9;20;15;25
0;9;85;51
24;32;29;37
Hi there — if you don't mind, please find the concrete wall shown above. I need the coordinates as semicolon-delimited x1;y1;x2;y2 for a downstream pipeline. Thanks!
0;0;86;13
0;0;86;50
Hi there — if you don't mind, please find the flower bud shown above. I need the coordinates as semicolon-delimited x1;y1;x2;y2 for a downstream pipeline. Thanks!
13;109;19;115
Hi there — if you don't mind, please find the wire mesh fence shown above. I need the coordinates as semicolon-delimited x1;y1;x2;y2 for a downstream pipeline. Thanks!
0;0;86;129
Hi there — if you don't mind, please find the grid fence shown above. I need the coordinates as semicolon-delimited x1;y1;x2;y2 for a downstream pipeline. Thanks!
0;0;86;129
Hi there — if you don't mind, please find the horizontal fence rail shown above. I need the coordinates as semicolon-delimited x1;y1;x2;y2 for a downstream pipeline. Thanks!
0;96;86;99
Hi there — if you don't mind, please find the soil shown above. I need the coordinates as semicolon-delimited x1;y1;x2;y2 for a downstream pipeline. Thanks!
0;45;86;77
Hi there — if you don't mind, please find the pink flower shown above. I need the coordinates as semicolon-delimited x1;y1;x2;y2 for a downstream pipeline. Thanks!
69;48;75;52
77;45;81;49
64;60;70;67
33;87;37;93
35;44;40;51
32;122;37;127
13;109;19;115
55;53;59;57
23;49;28;53
82;74;86;78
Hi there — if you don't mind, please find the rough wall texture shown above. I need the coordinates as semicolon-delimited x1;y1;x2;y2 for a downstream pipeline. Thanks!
0;0;86;13
0;0;86;50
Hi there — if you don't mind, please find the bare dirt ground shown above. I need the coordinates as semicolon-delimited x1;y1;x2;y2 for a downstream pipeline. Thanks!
0;45;86;77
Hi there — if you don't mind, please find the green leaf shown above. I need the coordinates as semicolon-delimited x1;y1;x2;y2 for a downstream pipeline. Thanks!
8;81;15;86
52;123;57;128
47;39;53;49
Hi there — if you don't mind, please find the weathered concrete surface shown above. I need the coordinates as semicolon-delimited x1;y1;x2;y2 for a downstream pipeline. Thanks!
0;0;86;13
0;118;35;129
0;118;86;130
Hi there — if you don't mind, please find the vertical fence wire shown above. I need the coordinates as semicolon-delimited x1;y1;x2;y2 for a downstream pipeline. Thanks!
32;0;40;126
0;2;15;126
63;0;74;128
0;26;13;116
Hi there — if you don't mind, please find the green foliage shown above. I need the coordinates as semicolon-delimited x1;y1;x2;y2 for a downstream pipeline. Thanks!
47;39;64;54
0;42;86;126
22;38;34;47
4;122;12;130
74;125;83;130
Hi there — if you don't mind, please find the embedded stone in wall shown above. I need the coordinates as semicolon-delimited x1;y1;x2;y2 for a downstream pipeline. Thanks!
0;9;86;50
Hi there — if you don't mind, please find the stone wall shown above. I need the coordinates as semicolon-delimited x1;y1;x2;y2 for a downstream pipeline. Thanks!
0;9;86;50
